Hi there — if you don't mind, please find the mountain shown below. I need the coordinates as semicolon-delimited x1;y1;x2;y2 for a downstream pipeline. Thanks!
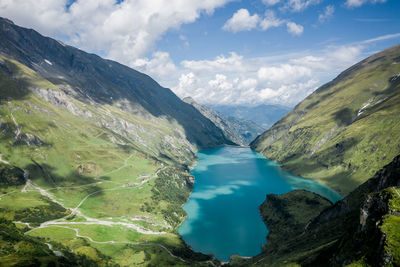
209;104;291;130
251;44;400;195
183;97;264;145
0;17;228;266
0;17;234;162
231;153;400;266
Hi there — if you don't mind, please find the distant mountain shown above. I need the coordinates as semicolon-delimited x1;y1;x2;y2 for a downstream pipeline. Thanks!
209;104;291;130
232;154;400;266
183;97;264;145
251;44;400;195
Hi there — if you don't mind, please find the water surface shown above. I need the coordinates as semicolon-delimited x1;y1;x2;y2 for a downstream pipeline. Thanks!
178;146;342;261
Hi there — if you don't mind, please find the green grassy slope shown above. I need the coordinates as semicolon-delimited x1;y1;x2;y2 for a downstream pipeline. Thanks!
251;44;400;195
0;54;216;266
0;17;231;266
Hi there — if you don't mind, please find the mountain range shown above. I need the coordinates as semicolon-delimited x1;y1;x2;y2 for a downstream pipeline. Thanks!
209;104;291;130
183;97;264;146
0;16;399;266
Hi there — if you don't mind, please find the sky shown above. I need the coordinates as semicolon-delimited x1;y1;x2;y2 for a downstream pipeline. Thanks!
0;0;400;107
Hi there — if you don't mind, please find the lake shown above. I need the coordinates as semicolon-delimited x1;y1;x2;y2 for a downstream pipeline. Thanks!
177;146;342;261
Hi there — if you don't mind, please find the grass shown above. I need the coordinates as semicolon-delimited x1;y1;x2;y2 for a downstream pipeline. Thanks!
252;44;400;195
0;54;203;266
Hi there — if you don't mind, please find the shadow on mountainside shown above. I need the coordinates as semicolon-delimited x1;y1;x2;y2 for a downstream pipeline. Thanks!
0;17;233;149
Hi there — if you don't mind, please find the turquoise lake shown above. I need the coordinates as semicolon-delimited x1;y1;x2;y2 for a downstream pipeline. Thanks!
177;146;342;261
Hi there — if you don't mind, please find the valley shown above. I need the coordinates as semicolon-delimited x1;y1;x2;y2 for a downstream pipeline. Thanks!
0;13;399;267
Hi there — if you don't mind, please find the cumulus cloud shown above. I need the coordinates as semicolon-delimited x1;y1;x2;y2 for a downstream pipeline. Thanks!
318;5;335;23
165;43;370;107
0;0;233;65
286;21;304;36
345;0;386;8
222;8;260;33
258;64;312;85
181;52;246;73
330;45;363;64
260;10;285;30
132;51;177;82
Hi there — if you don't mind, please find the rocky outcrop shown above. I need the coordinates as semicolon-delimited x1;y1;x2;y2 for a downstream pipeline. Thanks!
232;154;400;266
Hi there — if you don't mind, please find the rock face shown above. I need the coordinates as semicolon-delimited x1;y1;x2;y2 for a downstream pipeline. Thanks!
183;97;264;146
231;154;400;266
251;44;400;195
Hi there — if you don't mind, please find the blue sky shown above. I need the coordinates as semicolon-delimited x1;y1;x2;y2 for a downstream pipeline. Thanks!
1;0;399;107
164;0;400;61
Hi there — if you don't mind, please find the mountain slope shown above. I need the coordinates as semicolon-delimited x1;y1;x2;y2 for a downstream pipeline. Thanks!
231;154;400;266
0;17;233;155
251;44;400;195
183;97;264;145
0;17;228;266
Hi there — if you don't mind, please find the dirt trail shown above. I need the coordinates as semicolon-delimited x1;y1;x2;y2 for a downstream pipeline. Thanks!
41;225;187;263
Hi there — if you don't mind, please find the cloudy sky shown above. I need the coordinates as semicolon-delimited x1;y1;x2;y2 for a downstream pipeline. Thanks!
1;0;399;107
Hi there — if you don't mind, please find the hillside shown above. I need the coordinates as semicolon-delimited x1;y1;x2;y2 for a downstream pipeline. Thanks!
231;154;400;266
251;44;400;195
183;97;264;145
0;17;228;266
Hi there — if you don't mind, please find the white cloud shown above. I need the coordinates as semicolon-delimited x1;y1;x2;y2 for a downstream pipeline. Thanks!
360;33;400;44
345;0;386;8
283;0;321;12
330;45;363;64
0;0;233;65
318;5;335;23
222;9;260;33
164;43;371;107
181;52;246;73
286;21;304;36
260;10;285;30
179;34;190;48
257;64;312;85
262;0;282;6
132;51;177;82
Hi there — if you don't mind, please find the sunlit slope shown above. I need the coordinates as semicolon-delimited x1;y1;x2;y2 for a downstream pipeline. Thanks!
0;17;232;153
0;54;217;265
0;17;230;265
251;44;400;195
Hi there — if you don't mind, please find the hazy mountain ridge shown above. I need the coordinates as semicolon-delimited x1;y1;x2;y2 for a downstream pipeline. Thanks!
183;97;264;145
251;44;400;195
209;104;291;130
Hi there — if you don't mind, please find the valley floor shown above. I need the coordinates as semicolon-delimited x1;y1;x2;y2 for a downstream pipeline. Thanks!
0;152;215;266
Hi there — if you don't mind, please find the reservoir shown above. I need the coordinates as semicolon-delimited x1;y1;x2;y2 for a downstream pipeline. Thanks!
177;146;342;261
